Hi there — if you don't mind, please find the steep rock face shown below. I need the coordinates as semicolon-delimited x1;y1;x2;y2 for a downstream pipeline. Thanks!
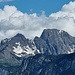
0;33;39;66
34;29;75;55
18;53;75;75
0;68;9;75
0;53;75;75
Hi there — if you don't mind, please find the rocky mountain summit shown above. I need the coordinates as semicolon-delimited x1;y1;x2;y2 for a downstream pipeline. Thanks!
34;29;75;55
0;29;75;75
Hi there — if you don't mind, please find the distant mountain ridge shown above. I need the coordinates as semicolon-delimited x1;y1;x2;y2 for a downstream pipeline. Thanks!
0;29;75;59
0;29;75;75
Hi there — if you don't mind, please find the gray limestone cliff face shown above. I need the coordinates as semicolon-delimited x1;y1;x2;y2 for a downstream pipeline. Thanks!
34;29;75;55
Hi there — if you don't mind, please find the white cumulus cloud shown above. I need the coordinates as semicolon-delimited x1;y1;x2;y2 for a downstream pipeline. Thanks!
0;1;75;40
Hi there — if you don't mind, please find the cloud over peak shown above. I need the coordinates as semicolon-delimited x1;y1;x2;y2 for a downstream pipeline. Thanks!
0;1;75;40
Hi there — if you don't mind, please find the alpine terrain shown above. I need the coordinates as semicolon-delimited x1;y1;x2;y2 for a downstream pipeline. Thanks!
0;29;75;75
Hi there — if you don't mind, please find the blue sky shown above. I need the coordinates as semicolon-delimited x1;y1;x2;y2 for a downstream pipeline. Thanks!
0;0;75;16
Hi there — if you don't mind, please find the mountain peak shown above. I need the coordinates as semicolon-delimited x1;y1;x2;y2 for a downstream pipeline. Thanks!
41;29;59;34
14;33;26;38
40;29;71;40
8;33;28;47
34;29;75;55
40;29;59;40
43;29;59;31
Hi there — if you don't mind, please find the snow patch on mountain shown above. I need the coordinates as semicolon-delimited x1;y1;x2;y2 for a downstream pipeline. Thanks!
59;30;64;34
13;44;23;54
23;45;35;55
13;42;40;57
28;39;40;53
68;45;75;54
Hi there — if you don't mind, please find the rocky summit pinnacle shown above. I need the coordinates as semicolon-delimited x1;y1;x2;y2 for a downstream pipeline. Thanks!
34;29;75;55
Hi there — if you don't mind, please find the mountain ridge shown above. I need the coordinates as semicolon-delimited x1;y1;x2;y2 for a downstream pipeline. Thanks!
0;29;75;57
0;29;75;75
34;29;75;55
